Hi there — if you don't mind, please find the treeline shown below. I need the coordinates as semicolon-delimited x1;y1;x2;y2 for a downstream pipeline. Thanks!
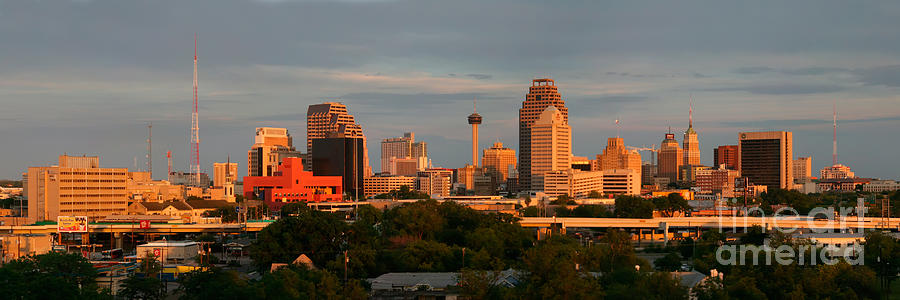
522;193;691;219
3;199;898;299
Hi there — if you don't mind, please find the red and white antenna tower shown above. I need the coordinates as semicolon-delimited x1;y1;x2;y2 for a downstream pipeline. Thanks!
832;102;837;166
191;34;201;187
167;150;173;175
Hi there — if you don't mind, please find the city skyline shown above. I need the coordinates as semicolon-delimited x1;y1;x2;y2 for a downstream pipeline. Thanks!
1;1;899;180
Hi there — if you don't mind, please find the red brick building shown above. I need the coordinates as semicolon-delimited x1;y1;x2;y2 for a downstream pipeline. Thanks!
243;157;343;210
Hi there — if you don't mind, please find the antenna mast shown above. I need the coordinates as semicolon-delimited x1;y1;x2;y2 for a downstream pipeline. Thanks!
689;95;694;129
615;117;620;138
147;122;152;179
167;150;173;176
191;34;201;187
833;102;837;166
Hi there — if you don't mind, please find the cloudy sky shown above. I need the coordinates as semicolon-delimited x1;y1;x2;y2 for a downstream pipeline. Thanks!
1;0;899;180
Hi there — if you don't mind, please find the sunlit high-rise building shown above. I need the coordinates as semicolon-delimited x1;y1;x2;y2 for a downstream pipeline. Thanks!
530;106;571;191
714;145;738;170
25;155;127;222
247;127;302;177
738;131;793;189
518;79;568;191
380;132;427;174
793;156;812;183
213;162;238;188
593;137;642;179
307;102;370;175
820;164;854;180
683;103;700;166
482;142;517;183
658;132;683;182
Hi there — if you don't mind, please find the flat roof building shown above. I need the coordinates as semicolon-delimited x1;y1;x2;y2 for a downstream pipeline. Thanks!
714;145;738;170
311;134;365;199
242;157;343;210
793;157;812;183
417;169;452;198
25;155;127;222
738;131;793;189
363;175;417;198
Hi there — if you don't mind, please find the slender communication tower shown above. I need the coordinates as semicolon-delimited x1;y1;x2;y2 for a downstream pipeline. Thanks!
147;122;152;179
191;35;201;187
167;150;173;175
833;102;837;166
468;97;482;166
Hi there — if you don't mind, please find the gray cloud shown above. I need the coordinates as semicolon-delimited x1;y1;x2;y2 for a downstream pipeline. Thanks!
1;0;900;179
465;74;493;80
721;115;900;128
734;66;849;76
855;65;900;87
707;84;846;95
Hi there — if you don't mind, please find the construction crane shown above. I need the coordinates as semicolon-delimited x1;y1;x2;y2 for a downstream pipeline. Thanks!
627;144;658;165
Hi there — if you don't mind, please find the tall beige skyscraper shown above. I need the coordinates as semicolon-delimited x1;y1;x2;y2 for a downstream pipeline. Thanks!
530;106;571;191
213;162;238;187
738;131;793;189
793;156;812;183
658;132;683;182
482;142;517;183
519;79;568;191
380;132;427;174
683;103;700;166
247;127;302;177
307;102;370;175
594;137;642;177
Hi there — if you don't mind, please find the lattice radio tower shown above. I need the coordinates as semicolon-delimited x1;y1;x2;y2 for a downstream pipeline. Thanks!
190;34;201;187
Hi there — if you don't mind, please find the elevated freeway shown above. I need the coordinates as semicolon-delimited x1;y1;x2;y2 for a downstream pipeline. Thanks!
519;216;900;231
0;222;272;235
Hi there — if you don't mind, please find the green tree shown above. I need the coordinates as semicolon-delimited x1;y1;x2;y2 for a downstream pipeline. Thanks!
373;185;430;199
865;230;900;294
570;204;611;218
739;225;766;245
176;268;255;300
615;195;655;218
655;252;682;272
518;236;603;299
383;200;445;240
250;205;350;270
120;254;164;300
256;265;367;300
458;268;510;300
0;252;104;299
550;194;574;205
588;190;603;198
652;193;690;217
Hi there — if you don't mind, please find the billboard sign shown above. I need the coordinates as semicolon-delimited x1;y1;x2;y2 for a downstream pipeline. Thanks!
139;220;151;229
57;216;88;233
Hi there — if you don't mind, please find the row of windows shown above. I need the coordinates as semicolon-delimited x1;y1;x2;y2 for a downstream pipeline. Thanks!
60;194;126;197
60;186;125;190
61;201;127;205
61;172;126;176
60;179;126;183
